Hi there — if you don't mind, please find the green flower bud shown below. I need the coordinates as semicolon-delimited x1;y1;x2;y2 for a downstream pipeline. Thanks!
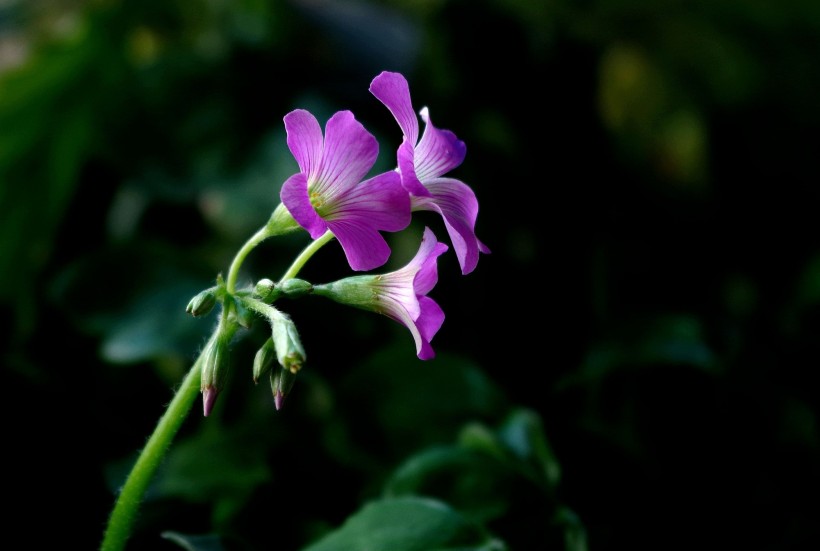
270;366;298;410
272;314;305;374
186;288;217;317
254;278;282;303
252;337;276;384
200;336;230;416
279;278;313;299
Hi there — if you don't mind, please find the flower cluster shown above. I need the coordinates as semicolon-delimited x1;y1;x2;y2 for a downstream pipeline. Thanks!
189;71;488;415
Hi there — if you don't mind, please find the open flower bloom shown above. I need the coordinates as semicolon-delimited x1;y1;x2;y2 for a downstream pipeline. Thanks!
369;71;490;275
313;227;448;360
280;108;411;271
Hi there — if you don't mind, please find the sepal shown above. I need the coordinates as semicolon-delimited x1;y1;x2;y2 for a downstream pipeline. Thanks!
265;202;301;236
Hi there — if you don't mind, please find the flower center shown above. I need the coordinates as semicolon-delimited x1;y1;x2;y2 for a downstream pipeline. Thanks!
309;191;326;215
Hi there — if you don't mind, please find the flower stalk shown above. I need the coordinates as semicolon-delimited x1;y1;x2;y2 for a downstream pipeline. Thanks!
99;334;212;551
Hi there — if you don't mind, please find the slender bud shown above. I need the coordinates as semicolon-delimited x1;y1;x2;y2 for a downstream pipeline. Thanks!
279;278;313;299
202;387;218;418
186;288;217;317
271;314;306;374
252;337;276;384
270;366;298;410
200;336;229;416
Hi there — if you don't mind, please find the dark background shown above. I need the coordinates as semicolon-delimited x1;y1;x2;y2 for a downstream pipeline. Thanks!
3;0;820;549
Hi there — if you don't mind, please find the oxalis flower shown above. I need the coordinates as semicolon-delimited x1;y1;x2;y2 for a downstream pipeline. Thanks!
369;70;490;275
313;226;448;360
281;108;411;271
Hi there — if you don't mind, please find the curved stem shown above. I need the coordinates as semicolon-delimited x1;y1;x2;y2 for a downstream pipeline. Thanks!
226;226;272;293
100;211;326;551
279;230;334;281
100;332;214;551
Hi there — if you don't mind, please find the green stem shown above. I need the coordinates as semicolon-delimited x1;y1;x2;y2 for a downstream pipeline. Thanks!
99;209;326;551
226;226;272;293
279;230;334;281
99;332;214;551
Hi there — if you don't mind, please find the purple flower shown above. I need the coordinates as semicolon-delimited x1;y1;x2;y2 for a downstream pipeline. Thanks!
369;71;490;275
280;109;411;271
313;227;448;360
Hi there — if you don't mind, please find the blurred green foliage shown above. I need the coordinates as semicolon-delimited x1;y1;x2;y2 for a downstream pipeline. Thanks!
4;0;820;550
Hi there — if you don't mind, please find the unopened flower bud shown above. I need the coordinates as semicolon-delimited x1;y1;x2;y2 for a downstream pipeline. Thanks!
254;278;281;303
186;288;217;317
252;337;276;384
279;278;313;299
200;336;230;416
270;366;298;410
272;314;305;374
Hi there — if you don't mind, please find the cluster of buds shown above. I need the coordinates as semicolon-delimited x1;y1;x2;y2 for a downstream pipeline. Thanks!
185;71;489;416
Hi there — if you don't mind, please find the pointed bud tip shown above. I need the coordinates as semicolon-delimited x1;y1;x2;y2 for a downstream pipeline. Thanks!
274;390;285;411
202;387;219;417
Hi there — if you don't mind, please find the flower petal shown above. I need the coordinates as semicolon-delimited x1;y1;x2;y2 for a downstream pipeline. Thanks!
284;109;323;178
415;108;467;181
328;218;394;272
280;173;327;238
327;170;411;232
397;138;431;197
416;295;445;359
369;71;419;145
416;178;489;275
408;227;448;294
414;241;448;296
316;110;378;198
386;304;429;359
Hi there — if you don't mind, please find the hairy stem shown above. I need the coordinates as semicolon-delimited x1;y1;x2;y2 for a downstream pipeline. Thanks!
99;333;214;551
99;213;329;551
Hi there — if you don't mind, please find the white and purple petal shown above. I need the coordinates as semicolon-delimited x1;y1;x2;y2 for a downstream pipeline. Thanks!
414;242;447;296
385;305;430;360
410;228;448;294
415;108;467;181
380;276;421;322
